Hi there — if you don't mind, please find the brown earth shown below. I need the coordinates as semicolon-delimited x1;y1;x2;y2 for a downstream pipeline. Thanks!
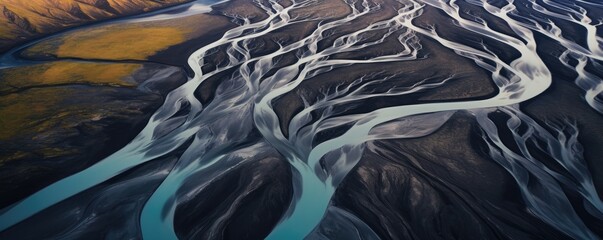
0;0;192;52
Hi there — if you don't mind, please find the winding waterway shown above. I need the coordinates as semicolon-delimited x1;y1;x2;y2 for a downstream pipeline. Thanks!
1;0;602;239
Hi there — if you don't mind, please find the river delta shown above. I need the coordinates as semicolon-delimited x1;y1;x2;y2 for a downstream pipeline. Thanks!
1;0;602;239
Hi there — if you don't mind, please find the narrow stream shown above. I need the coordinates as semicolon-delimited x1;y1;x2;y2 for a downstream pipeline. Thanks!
1;0;602;239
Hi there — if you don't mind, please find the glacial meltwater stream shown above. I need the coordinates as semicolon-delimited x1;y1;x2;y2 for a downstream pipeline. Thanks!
1;0;602;239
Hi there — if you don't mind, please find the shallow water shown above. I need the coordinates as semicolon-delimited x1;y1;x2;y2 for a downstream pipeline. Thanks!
1;0;602;239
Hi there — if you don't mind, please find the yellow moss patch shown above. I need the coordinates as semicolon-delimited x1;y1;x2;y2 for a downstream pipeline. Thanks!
0;61;141;92
22;39;59;56
0;0;190;50
37;147;76;158
58;26;187;59
0;88;63;140
0;25;18;39
22;11;233;60
25;26;188;60
0;151;31;165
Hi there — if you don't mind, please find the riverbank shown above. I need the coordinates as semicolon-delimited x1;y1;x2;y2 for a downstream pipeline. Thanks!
0;0;237;208
0;0;193;53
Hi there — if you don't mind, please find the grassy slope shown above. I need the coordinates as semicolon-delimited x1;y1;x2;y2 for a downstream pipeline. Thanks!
0;0;190;52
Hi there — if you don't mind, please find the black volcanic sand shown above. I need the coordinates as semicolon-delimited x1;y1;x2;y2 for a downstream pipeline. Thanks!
192;0;497;138
0;0;248;210
173;150;292;240
0;145;185;239
0;0;291;238
1;0;603;239
0;63;187;208
329;3;603;240
523;29;603;236
527;31;603;193
151;0;268;73
270;4;498;137
333;112;570;239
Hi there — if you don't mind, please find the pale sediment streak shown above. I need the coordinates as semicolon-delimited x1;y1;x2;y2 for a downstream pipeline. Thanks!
475;106;603;239
468;0;603;113
0;0;601;239
0;0;317;233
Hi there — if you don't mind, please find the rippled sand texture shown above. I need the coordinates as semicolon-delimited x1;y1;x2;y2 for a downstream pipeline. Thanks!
1;0;602;239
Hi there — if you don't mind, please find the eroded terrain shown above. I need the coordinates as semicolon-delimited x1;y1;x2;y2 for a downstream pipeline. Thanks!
1;0;602;239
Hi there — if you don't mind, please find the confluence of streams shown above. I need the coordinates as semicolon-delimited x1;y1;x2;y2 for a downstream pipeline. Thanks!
0;0;602;239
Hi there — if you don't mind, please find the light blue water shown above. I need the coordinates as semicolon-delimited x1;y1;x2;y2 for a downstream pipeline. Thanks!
1;0;603;239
